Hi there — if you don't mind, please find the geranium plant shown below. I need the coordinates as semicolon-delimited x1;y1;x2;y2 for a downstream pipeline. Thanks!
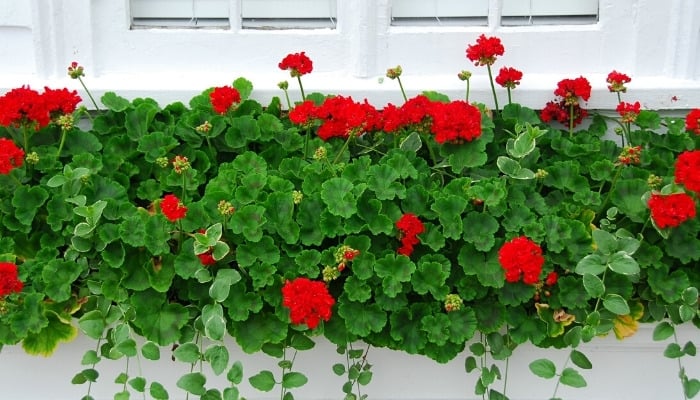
0;34;699;400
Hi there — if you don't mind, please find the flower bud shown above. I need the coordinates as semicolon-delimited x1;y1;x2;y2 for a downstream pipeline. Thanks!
313;146;327;161
444;294;463;312
196;121;212;134
322;265;341;282
26;151;39;165
155;157;169;168
172;155;190;174
217;200;235;216
386;65;402;80
67;61;85;79
278;81;289;90
457;70;472;81
292;190;303;204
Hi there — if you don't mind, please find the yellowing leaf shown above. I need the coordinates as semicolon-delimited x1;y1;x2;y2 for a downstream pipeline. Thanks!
22;311;78;356
613;302;644;339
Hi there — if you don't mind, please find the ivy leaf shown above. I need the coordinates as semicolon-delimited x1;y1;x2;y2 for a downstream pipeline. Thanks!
282;372;308;389
607;251;640;275
177;372;207;395
570;350;593;369
529;359;556;379
559;368;587;388
249;370;276;392
603;294;630;315
149;382;169;400
204;344;230;375
227;361;244;385
575;254;606;276
582;273;605;298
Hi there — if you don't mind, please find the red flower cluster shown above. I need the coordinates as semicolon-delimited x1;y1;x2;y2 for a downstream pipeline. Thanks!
0;138;25;174
498;236;545;285
540;76;591;128
288;96;381;141
210;86;241;114
545;271;558;286
617;145;642;165
606;70;631;93
675;150;700;194
281;277;335;329
396;213;424;256
466;34;505;67
495;67;523;89
278;52;313;77
648;193;697;229
160;194;188;222
553;76;592;105
686;108;700;135
0;86;81;129
428;100;482;144
616;101;641;123
540;100;588;127
0;262;23;297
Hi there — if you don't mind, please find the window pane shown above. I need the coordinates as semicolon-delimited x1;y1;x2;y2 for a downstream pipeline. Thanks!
130;0;229;28
391;0;489;26
501;0;599;25
241;0;337;29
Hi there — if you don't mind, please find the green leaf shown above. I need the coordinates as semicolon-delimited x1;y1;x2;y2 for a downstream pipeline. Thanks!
233;77;254;100
81;350;101;365
332;363;346;376
78;310;106;340
684;378;700;398
22;311;78;356
227;361;244;384
582;273;605;298
603;294;630;315
559;368;587;388
664;343;684;358
202;303;226;341
101;92;131;112
204;344;230;376
173;342;201;363
570;350;593;369
653;322;675;341
683;287;699;306
607;251;640;275
114;390;130;400
149;382;169;400
465;356;478;373
337;301;386;337
209;269;242;302
141;342;161;360
592;229;617;255
12;185;49;226
462;212;499;251
497;156;535;179
129;377;147;392
400;131;422;152
529;358;556;379
177;372;207;395
575;254;606;276
290;334;315;351
321;177;359;218
282;372;308;389
249;370;276;392
431;195;467;240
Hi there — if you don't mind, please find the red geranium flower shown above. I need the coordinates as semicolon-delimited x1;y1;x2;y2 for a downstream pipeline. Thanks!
278;52;313;77
197;251;216;266
498;236;545;285
281;277;335;329
313;96;380;141
43;87;81;116
648;192;697;229
428;100;482;144
0;138;25;174
160;194;188;222
495;67;523;89
210;86;241;114
0;262;23;297
545;271;558;286
0;86;49;128
396;213;424;256
554;76;591;105
616;101;641;123
607;70;631;93
685;108;700;135
674;150;700;194
466;34;505;67
540;100;588;127
289;99;318;125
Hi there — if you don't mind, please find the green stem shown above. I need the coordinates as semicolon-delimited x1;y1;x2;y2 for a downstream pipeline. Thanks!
466;79;471;103
598;166;623;214
78;77;101;111
673;330;691;400
296;76;306;101
56;129;68;159
550;352;573;399
303;127;310;159
84;338;103;400
507;87;512;106
332;135;353;165
396;76;408;103
283;88;292;110
486;64;500;113
22;125;29;154
568;103;575;138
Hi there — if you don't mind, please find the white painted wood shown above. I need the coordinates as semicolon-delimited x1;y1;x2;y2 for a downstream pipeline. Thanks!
0;324;698;399
0;0;698;109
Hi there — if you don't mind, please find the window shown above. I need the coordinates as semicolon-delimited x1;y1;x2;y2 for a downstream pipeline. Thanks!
391;0;599;26
129;0;337;29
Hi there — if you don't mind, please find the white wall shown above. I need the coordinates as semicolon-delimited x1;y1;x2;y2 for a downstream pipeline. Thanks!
0;324;699;400
0;0;699;110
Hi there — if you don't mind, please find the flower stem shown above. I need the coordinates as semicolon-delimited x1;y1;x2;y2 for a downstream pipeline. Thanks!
466;79;471;103
486;65;500;113
296;76;306;101
507;87;512;106
332;134;353;165
78;76;101;111
598;166;622;214
283;88;292;110
568;103;575;138
396;76;408;103
56;129;68;158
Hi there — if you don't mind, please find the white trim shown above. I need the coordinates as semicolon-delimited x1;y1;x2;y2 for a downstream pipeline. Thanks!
0;0;698;111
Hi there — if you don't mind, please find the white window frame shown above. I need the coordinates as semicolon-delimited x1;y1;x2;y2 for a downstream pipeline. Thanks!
1;0;699;111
